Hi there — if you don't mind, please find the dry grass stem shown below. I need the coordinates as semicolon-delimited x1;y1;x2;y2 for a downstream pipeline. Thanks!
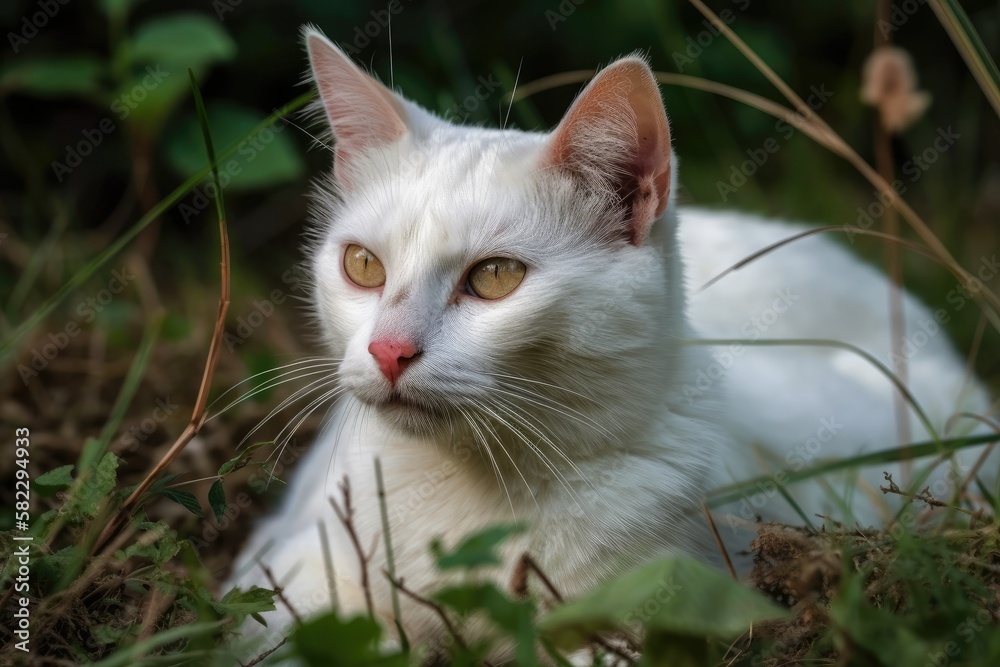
262;563;303;625
703;501;738;580
94;208;231;552
329;478;376;619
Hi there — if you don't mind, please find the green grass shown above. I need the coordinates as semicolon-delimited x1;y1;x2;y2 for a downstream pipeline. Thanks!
1;0;999;665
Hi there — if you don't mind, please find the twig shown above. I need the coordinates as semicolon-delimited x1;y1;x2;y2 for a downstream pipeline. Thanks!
873;0;912;459
703;501;738;580
881;472;979;517
317;520;339;611
242;638;287;667
386;573;473;656
261;564;303;625
329;478;375;619
374;458;408;648
512;553;639;664
512;553;564;602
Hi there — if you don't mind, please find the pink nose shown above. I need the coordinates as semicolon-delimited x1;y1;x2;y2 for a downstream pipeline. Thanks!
368;339;419;385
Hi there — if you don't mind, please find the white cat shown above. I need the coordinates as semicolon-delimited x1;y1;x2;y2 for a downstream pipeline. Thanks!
226;27;995;661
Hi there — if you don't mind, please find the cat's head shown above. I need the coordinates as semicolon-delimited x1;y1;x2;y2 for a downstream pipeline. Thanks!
303;28;691;460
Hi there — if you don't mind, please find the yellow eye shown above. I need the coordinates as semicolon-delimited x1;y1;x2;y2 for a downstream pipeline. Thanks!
344;244;386;288
467;257;526;300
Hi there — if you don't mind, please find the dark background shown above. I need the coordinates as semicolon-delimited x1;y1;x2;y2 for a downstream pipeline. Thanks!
2;0;999;383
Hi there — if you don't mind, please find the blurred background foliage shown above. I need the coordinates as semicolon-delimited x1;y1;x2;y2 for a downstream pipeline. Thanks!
1;0;998;380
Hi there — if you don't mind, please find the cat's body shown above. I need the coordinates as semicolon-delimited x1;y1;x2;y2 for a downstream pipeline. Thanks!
226;29;994;660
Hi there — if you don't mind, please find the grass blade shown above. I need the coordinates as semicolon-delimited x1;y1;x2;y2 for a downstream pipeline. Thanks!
94;74;237;551
188;68;226;224
927;0;1000;120
375;457;408;650
88;620;226;667
706;432;997;508
5;212;68;318
681;337;938;440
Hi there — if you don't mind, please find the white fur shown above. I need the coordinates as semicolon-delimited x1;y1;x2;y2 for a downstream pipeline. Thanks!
226;33;995;662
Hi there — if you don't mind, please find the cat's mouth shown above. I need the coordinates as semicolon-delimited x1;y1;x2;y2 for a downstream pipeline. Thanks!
381;391;426;411
368;389;448;434
373;389;444;417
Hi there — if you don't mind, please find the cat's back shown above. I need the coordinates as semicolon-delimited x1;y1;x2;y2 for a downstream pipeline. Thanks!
676;207;992;522
678;206;976;384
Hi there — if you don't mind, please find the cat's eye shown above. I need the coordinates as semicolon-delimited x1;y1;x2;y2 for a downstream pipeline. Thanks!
344;244;386;288
466;257;526;300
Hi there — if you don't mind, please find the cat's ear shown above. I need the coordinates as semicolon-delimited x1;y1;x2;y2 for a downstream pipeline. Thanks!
303;27;407;187
544;56;671;245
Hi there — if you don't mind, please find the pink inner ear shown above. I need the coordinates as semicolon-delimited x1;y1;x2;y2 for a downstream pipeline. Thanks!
306;32;407;185
545;58;672;246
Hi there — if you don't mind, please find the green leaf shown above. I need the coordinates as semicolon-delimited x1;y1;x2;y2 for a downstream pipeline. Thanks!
34;465;75;496
111;69;189;137
209;479;227;523
112;13;236;135
0;90;314;363
64;452;120;520
123;522;181;567
540;555;790;649
431;523;525;571
0;57;107;98
32;545;85;590
218;441;272;476
291;612;408;667
161;489;204;518
435;582;537;666
213;586;277;626
148;473;183;495
121;472;183;505
164;103;304;191
127;14;236;69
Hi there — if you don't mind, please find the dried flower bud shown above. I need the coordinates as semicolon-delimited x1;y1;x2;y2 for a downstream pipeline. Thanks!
860;46;932;133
